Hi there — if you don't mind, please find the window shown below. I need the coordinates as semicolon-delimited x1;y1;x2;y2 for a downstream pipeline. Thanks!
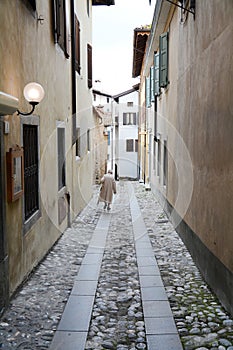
163;140;168;186
135;139;138;153
76;128;81;157
159;32;169;88
154;52;160;96
150;66;155;102
127;102;133;107
53;0;71;58
123;113;137;125
126;139;134;152
23;125;39;221
145;76;151;108
75;15;81;73
87;129;90;152
87;0;90;16
157;139;161;178
57;126;66;190
87;44;92;88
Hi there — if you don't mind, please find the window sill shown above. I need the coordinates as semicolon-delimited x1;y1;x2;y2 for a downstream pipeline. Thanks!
23;209;41;235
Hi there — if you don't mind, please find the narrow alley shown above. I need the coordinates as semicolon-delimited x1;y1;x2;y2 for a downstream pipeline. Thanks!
0;182;233;350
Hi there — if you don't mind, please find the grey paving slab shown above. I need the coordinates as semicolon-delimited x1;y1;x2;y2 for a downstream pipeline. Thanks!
145;317;178;335
147;334;183;350
137;256;158;267
141;286;168;301
75;263;100;281
71;280;98;296
138;265;161;276
85;246;105;254
143;301;173;318
140;275;164;287
82;253;103;265
57;295;95;332
136;247;155;257
50;331;87;350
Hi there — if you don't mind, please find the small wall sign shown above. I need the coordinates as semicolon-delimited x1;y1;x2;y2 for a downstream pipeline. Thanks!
6;145;24;202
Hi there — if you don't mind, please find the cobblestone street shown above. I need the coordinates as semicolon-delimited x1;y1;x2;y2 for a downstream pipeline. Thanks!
0;181;233;350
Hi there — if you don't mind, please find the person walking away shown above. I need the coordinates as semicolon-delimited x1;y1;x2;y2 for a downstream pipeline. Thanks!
99;170;116;210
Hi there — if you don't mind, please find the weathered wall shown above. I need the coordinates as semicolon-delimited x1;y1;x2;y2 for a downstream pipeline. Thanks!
170;0;233;273
142;0;233;314
0;0;72;294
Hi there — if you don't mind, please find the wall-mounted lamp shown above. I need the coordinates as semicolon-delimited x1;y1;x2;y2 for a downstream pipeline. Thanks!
17;82;45;116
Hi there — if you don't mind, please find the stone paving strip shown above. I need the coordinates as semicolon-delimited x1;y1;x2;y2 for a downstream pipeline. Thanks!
128;182;182;350
85;181;146;350
0;193;101;350
133;183;233;350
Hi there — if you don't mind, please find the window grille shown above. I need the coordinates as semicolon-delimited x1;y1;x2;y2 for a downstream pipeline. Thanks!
23;125;39;221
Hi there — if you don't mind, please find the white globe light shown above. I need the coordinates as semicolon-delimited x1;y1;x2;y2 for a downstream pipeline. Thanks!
23;82;45;104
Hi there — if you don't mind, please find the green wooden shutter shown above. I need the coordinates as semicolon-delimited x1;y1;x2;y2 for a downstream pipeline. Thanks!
159;32;169;88
145;77;151;108
150;66;155;102
154;52;160;96
87;44;92;89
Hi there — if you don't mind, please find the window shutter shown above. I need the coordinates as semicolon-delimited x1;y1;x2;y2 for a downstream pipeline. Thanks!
150;66;155;102
159;32;169;88
58;0;65;52
75;16;81;73
154;52;160;96
145;77;151;108
64;0;71;58
53;0;59;43
133;113;136;125
87;44;92;89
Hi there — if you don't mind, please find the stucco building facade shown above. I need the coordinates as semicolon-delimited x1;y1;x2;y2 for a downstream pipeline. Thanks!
135;0;233;315
0;0;113;315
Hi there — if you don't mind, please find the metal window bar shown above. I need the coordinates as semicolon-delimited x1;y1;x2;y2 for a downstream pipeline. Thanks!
23;125;39;221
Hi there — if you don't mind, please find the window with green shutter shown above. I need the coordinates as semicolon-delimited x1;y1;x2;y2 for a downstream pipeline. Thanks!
154;52;160;96
150;66;155;102
145;76;151;108
159;32;169;88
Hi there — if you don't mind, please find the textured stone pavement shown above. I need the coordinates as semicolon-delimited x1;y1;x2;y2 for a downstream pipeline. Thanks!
0;181;233;350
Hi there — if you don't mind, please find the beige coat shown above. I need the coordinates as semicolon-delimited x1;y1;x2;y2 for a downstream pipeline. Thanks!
99;173;116;204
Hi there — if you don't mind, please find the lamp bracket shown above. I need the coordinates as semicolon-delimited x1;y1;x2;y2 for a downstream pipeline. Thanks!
165;0;195;16
17;102;38;116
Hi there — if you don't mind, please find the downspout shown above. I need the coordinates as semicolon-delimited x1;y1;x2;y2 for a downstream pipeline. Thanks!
69;0;76;227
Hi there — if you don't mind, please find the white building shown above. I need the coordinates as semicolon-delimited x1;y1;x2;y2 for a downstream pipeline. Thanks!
113;86;139;180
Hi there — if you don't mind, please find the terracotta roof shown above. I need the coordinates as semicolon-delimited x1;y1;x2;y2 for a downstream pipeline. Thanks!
113;84;140;102
132;28;150;78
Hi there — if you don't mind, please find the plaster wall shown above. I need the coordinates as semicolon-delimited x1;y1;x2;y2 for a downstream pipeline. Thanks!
169;1;233;273
145;0;233;275
0;0;73;294
72;0;94;215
